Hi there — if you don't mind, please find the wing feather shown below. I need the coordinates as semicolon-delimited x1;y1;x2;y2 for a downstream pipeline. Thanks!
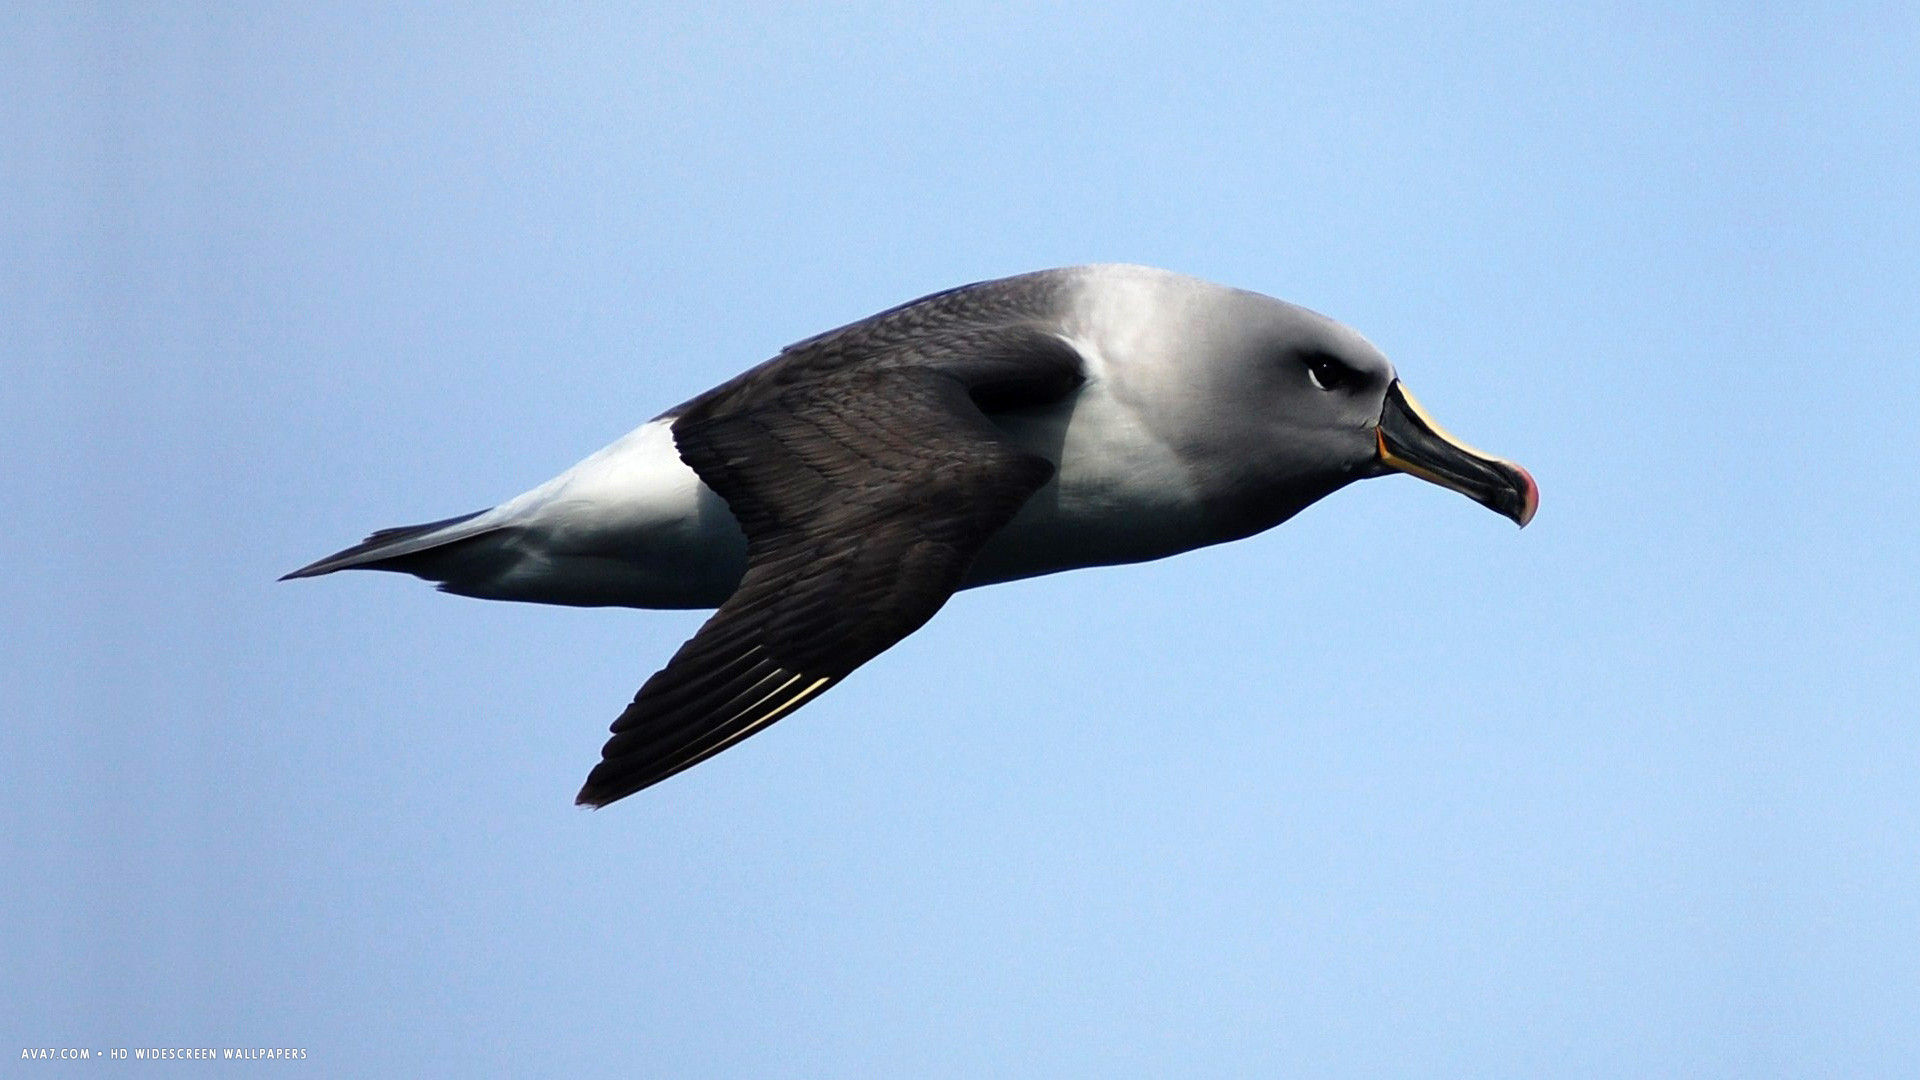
576;277;1084;806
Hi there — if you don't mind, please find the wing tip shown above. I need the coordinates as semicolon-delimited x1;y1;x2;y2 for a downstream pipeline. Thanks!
575;760;656;809
572;672;838;810
573;783;618;810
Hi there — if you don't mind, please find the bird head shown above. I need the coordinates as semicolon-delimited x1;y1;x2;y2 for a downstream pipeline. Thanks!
1187;285;1537;531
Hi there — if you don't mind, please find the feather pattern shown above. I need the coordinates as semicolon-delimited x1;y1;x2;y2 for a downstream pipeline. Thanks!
575;275;1084;805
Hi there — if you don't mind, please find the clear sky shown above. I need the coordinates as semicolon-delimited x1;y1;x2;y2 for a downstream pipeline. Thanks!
7;3;1918;1076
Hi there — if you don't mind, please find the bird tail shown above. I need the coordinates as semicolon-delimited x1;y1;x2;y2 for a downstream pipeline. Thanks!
280;508;504;581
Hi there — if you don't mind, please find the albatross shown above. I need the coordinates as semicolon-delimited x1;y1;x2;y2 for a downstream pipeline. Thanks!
285;264;1537;808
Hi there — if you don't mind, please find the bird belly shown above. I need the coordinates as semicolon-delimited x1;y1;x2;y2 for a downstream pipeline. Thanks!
474;419;748;608
466;379;1208;604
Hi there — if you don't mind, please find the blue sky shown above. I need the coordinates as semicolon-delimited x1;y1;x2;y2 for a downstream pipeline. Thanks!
7;3;1918;1076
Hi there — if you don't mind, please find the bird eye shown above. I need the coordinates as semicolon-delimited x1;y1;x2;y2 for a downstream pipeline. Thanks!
1304;354;1350;392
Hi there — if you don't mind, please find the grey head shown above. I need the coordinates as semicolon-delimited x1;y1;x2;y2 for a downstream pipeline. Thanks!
1073;267;1536;544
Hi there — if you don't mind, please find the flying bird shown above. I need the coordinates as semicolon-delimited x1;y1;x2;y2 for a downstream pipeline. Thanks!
285;265;1537;808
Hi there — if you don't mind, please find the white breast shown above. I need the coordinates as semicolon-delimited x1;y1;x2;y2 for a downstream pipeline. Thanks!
965;273;1212;586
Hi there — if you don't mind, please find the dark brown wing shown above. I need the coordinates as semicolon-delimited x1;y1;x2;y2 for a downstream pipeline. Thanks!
576;281;1084;806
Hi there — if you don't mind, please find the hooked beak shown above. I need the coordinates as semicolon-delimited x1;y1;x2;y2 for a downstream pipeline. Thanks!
1375;380;1537;527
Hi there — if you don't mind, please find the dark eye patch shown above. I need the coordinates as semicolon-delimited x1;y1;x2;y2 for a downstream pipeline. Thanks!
1302;351;1356;391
